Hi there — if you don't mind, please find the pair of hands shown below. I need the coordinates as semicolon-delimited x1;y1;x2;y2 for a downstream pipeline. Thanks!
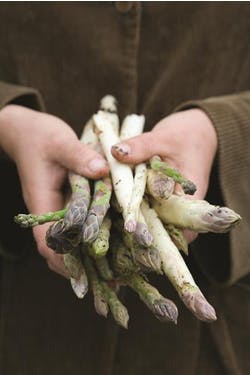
0;104;217;278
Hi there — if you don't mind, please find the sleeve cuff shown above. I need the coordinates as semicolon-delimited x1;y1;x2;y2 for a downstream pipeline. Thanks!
0;80;45;112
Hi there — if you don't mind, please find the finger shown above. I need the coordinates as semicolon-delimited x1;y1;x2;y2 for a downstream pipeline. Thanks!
182;229;198;244
27;183;70;278
111;132;167;164
52;138;109;179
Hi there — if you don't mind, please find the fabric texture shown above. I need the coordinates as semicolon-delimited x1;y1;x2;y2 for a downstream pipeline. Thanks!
0;2;249;375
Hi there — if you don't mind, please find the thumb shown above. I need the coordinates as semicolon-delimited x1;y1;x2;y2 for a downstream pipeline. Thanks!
52;138;109;179
111;132;166;164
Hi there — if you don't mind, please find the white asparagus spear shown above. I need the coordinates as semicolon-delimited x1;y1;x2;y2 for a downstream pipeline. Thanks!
141;200;217;322
119;114;151;245
125;163;147;233
99;95;119;135
93;111;134;218
120;114;145;141
153;195;241;233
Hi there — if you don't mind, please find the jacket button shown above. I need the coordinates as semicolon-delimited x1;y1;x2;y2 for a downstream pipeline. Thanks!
115;2;133;13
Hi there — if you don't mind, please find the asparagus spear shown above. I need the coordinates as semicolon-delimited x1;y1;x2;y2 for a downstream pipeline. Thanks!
147;169;175;200
120;114;152;246
153;195;242;233
93;111;134;220
166;224;189;255
114;219;161;274
14;209;66;228
127;274;178;324
95;256;114;281
120;114;145;141
82;177;112;243
150;156;196;195
88;216;112;258
101;282;129;329
124;163;147;233
63;172;91;234
46;219;77;254
113;241;177;323
99;95;119;135
134;209;153;247
84;255;109;317
141;200;217;322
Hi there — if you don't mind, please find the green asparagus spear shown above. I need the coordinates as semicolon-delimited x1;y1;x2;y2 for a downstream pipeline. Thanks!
150;156;196;195
14;209;66;228
113;241;177;323
88;216;112;258
64;173;91;233
84;255;109;317
82;177;112;243
46;219;77;254
95;256;114;281
101;282;129;329
127;274;178;324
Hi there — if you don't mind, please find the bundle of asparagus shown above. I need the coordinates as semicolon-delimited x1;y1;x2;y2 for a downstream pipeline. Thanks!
15;95;242;328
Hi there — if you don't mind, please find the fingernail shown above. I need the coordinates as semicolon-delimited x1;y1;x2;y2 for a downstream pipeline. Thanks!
112;142;131;155
88;158;107;172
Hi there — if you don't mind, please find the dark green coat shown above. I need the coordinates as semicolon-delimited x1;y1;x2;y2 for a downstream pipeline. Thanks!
0;3;249;374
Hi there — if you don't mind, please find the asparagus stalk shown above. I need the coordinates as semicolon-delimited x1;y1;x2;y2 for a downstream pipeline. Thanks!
147;169;175;200
141;200;217;322
150;156;196;195
46;219;78;253
95;256;114;281
82;177;112;243
101;282;129;329
84;255;109;317
134;209;153;247
63;250;83;280
112;237;141;277
153;195;242;233
113;242;177;323
114;219;161;274
120;114;152;246
88;216;112;258
93;111;134;219
120;114;145;141
14;209;66;228
99;95;119;135
124;163;147;233
166;224;189;255
63;173;91;233
127;274;178;324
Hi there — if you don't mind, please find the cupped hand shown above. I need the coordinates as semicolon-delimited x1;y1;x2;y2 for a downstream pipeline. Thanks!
111;109;218;243
0;105;109;277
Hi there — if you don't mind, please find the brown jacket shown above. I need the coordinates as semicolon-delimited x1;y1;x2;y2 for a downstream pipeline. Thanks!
0;3;249;375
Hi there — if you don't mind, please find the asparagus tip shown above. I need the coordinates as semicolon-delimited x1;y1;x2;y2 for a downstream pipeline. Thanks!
70;273;88;299
124;219;137;233
150;298;179;324
181;180;197;195
134;222;153;247
182;289;217;322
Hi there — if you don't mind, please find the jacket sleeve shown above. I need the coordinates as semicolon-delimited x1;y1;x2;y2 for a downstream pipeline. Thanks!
0;81;45;260
0;80;45;111
175;91;250;285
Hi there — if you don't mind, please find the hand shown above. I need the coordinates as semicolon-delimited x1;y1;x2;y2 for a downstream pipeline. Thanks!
0;105;109;277
111;109;218;243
